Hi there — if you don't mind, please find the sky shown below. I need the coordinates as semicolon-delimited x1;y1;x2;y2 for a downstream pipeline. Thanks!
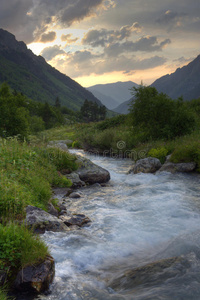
1;0;200;87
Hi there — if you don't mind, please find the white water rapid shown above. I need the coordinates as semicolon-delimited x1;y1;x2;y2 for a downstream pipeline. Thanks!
38;150;200;300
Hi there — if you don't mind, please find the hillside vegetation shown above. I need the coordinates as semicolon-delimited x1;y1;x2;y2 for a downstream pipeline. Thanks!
0;28;102;110
70;86;200;168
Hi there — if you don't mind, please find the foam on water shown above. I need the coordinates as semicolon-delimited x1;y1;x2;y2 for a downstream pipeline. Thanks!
39;151;200;300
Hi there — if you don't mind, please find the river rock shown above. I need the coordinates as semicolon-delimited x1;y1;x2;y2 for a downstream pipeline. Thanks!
25;205;68;233
69;192;82;198
66;172;86;188
109;255;188;291
159;160;196;173
75;155;110;184
60;214;91;227
48;140;69;152
48;203;58;217
14;256;55;294
129;157;162;174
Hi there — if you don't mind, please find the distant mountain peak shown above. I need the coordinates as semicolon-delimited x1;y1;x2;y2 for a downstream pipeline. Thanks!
87;81;138;110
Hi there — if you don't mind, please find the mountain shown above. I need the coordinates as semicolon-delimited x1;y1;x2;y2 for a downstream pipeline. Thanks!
152;55;200;100
114;55;200;114
87;81;138;110
113;98;133;114
0;28;101;110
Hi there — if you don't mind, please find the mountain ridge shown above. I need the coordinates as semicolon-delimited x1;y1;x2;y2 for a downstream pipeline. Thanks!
0;28;102;110
87;81;138;110
114;55;200;114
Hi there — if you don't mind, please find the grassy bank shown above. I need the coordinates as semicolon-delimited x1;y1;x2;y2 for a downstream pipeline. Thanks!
37;115;200;171
0;137;78;296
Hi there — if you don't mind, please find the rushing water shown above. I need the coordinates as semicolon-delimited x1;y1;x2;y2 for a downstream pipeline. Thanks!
38;150;200;300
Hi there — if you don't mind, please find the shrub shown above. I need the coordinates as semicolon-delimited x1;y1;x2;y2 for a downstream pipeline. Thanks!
170;142;200;165
96;115;127;130
148;147;168;164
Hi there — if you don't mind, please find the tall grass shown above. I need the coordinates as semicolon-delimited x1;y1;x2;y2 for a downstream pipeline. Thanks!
0;137;77;220
0;223;48;270
0;137;78;293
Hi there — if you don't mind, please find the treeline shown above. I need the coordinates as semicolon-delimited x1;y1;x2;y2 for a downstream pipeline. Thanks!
0;83;108;139
0;83;68;138
80;99;106;122
75;85;200;154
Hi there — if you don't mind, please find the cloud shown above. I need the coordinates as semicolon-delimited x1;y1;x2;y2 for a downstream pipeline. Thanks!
93;55;167;75
0;0;112;43
82;23;142;47
49;46;167;78
156;10;187;30
59;0;105;25
61;34;79;44
40;45;65;61
39;31;57;43
104;36;171;56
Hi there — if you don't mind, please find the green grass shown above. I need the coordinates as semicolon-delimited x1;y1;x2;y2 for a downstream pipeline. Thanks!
34;125;77;143
0;223;48;270
66;116;200;170
0;136;79;291
0;137;77;220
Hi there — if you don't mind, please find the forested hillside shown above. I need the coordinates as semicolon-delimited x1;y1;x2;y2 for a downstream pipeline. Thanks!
0;28;102;111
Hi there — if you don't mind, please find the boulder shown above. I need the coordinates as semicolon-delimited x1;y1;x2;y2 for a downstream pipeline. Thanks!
48;140;69;151
14;256;55;294
59;214;91;227
75;155;110;184
159;161;196;173
48;203;58;217
69;192;82;199
129;157;162;174
66;172;85;188
25;206;68;233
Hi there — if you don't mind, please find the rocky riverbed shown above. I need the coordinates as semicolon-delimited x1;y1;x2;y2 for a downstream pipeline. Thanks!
11;142;200;299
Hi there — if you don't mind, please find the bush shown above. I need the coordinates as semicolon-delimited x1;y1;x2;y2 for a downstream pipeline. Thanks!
170;142;200;165
96;115;127;130
148;147;168;164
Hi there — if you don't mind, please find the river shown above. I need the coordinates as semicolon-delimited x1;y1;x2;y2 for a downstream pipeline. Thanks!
38;150;200;300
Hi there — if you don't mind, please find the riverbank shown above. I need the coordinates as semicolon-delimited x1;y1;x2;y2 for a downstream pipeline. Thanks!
0;138;112;299
0;137;78;297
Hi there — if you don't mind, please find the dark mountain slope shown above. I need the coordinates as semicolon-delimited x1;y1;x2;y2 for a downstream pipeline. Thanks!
151;55;200;100
114;55;200;114
0;28;101;110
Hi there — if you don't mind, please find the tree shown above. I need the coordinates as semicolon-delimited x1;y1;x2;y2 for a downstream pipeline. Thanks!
0;83;30;138
55;96;61;109
129;85;196;140
80;100;106;122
